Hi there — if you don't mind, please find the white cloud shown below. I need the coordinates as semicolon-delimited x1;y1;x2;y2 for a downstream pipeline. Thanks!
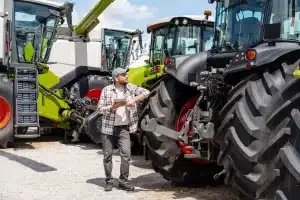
91;0;155;28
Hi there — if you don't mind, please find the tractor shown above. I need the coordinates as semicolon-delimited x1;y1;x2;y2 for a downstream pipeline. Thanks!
139;0;300;199
0;0;119;148
138;0;260;189
126;13;215;90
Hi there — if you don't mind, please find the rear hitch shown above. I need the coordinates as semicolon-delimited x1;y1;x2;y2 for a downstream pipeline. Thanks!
140;115;182;140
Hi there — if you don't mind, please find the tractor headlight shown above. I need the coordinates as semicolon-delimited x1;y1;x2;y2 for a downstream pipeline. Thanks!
182;19;188;25
175;19;179;25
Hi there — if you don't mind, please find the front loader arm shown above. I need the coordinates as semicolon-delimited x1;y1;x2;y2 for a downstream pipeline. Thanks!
73;0;115;37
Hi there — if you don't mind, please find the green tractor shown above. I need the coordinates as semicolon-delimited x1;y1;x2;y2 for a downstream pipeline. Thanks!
127;13;215;90
0;0;117;148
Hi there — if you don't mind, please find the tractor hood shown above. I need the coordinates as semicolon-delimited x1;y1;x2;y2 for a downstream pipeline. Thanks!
164;52;209;86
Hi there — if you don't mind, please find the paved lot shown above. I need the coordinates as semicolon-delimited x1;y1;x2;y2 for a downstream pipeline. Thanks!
0;138;241;200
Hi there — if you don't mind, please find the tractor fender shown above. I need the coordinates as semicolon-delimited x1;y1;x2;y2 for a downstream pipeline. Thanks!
164;52;208;86
223;42;300;85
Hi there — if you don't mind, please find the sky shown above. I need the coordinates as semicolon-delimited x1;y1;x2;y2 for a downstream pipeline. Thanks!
55;0;216;39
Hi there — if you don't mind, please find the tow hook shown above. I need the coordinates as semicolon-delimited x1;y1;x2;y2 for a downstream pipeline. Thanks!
213;169;226;180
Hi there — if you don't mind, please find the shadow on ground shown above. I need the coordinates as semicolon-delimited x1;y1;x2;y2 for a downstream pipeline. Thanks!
86;172;240;200
0;150;57;172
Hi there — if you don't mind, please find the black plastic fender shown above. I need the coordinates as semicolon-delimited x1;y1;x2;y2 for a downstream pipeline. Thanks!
164;51;236;86
164;52;208;86
223;42;300;85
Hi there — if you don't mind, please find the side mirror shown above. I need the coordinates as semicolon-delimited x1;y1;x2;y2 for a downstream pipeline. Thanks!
264;23;281;40
136;29;143;49
62;2;74;32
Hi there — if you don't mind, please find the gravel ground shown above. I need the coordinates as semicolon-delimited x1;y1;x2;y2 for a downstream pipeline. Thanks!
0;139;241;200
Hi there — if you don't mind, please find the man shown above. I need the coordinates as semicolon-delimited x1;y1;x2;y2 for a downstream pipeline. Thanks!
98;67;150;192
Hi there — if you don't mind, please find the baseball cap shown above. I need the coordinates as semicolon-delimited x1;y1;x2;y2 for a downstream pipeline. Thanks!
112;67;128;79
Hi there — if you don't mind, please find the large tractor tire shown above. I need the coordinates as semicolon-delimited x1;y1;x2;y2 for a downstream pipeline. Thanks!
0;74;14;149
216;60;299;199
140;76;223;185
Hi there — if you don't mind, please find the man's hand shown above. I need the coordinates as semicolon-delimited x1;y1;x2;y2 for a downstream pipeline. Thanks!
112;101;126;110
126;99;136;107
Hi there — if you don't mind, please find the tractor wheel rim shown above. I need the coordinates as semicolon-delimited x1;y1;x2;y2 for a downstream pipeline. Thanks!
176;96;198;133
0;96;11;129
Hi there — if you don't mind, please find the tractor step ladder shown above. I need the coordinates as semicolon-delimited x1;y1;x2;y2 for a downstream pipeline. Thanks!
14;67;40;138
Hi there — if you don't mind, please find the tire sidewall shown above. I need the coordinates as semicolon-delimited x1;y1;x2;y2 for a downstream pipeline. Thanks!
0;74;14;146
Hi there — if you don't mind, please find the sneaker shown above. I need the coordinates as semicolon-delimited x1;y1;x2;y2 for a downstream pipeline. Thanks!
118;182;135;191
104;182;113;191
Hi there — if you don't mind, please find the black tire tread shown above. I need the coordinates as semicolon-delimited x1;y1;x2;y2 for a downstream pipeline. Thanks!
255;84;300;200
217;62;298;199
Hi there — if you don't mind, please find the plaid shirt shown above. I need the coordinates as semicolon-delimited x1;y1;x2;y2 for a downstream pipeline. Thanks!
97;83;150;135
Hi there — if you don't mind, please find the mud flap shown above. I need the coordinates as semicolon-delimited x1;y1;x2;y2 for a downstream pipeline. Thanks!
84;110;103;144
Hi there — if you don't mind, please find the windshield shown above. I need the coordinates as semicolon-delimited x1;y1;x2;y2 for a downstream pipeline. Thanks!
103;29;131;70
215;0;265;51
150;24;214;65
14;1;59;63
165;25;202;56
266;0;300;41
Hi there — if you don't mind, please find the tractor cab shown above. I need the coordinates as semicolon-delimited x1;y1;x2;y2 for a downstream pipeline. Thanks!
147;14;215;66
101;28;143;71
211;0;265;52
12;0;72;66
126;14;215;89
